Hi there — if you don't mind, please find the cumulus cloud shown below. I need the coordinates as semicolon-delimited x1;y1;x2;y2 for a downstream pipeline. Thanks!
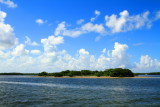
79;48;89;55
25;36;39;46
35;19;44;25
81;22;105;33
12;44;29;56
41;42;130;71
41;35;64;52
105;10;150;33
110;42;130;68
0;10;18;50
134;55;160;72
0;0;17;8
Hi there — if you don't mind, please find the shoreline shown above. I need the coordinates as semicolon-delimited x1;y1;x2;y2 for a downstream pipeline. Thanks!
33;76;160;79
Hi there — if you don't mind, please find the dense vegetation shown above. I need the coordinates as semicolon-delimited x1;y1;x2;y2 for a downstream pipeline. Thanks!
134;72;160;76
38;68;135;77
0;73;38;75
0;73;24;75
147;72;160;75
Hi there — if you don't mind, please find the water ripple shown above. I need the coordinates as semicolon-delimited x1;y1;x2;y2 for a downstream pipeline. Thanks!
0;81;127;91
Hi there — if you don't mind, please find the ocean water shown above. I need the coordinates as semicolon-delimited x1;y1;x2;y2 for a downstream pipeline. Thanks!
0;76;160;107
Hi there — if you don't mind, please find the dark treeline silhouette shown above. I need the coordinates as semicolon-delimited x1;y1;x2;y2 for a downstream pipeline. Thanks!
38;68;135;77
0;73;24;75
0;73;38;75
147;72;160;75
134;72;160;76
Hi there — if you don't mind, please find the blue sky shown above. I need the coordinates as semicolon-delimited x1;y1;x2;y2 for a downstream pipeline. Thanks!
0;0;160;73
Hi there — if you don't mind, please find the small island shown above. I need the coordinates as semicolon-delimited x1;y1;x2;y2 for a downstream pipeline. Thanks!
38;68;134;77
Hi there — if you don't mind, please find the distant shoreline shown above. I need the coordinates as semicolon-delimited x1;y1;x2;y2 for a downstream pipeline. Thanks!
33;76;160;78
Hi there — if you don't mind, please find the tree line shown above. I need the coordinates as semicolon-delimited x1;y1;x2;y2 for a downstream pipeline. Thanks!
0;73;38;75
38;68;134;77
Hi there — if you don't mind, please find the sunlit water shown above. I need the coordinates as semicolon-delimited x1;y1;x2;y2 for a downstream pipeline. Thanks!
0;75;160;107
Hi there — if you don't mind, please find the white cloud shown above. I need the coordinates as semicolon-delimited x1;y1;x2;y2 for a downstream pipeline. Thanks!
0;10;6;22
12;44;29;56
91;10;101;22
38;42;130;71
64;42;130;70
134;55;160;72
79;48;89;55
95;10;101;16
30;50;41;55
54;21;66;36
54;22;105;37
77;19;84;24
62;30;84;38
54;21;84;37
0;0;17;8
105;10;150;33
41;35;64;52
102;48;106;53
105;10;128;33
25;36;39;46
41;35;64;45
35;19;44;25
110;42;130;68
0;55;37;73
81;22;105;34
90;18;95;22
0;10;18;50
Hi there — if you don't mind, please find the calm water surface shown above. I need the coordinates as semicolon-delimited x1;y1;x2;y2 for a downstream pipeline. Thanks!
0;75;160;107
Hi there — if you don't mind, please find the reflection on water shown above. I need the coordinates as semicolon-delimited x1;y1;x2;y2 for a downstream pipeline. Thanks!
0;76;160;107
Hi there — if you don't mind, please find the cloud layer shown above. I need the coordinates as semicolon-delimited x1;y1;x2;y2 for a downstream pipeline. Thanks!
0;10;160;73
1;37;160;73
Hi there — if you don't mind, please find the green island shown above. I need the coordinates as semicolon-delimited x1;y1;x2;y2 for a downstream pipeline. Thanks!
38;68;134;77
